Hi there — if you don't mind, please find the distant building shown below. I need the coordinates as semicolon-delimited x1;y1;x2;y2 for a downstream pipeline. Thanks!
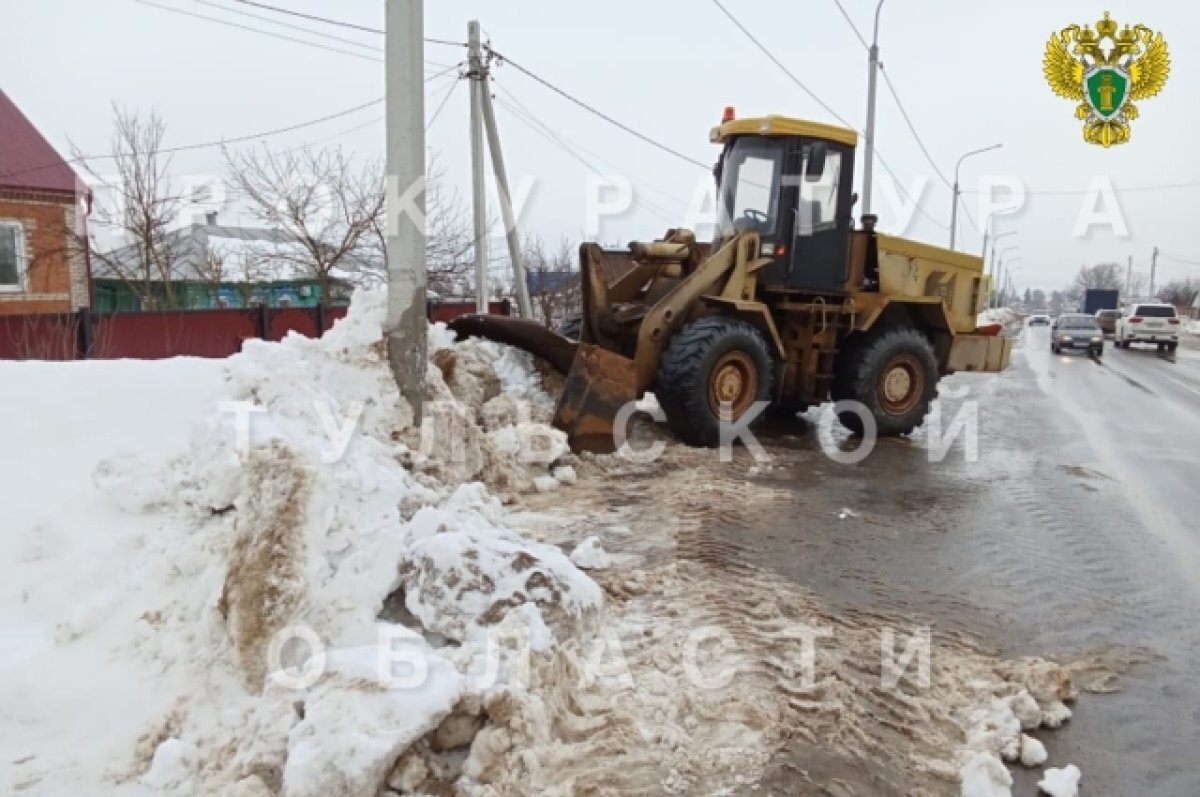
92;214;354;310
0;89;91;314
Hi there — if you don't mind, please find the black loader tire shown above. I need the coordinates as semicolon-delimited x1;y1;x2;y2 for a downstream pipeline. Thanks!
832;326;939;437
656;317;774;447
557;312;583;341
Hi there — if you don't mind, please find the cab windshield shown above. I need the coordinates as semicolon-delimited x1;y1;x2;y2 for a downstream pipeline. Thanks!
717;138;784;239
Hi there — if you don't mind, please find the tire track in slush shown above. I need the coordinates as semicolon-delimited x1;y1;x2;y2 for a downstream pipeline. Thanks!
660;478;974;797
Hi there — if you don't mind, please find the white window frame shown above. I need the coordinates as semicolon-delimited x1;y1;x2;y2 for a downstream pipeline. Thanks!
0;220;26;293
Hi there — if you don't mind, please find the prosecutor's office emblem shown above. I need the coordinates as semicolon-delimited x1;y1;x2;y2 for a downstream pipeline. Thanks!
1043;12;1170;147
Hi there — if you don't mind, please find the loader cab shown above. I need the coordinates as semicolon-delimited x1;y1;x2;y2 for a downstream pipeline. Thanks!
712;115;858;294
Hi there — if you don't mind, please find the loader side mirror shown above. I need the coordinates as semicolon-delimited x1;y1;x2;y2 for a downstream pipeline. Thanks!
804;143;827;181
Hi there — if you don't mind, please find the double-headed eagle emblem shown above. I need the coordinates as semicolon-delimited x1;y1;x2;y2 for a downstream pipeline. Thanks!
1044;12;1170;147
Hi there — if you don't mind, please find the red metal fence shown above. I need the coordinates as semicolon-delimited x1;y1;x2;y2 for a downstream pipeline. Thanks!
0;300;510;361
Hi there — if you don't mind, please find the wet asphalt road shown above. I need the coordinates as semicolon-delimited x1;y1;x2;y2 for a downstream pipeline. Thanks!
733;326;1200;795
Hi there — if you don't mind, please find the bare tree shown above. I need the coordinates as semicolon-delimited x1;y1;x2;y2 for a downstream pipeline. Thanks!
76;106;184;309
225;145;384;307
360;155;485;298
1073;262;1124;292
1127;271;1148;299
193;242;236;307
522;234;579;327
1156;278;1199;309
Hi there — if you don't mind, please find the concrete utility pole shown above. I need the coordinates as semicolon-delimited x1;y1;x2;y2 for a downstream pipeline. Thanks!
861;0;885;217
479;80;533;318
1150;246;1159;299
1126;254;1132;298
467;20;489;313
385;0;427;422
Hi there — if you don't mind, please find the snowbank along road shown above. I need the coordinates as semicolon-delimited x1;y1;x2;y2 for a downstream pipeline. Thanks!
2;296;1196;796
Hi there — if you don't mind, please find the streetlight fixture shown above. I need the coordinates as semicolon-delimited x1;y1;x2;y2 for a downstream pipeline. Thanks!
988;231;1018;277
861;0;886;217
949;143;1003;250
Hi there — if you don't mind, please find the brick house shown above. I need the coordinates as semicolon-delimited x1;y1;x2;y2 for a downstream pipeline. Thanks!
0;89;91;314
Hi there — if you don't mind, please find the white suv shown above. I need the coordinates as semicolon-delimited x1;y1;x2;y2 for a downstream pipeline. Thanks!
1115;303;1180;352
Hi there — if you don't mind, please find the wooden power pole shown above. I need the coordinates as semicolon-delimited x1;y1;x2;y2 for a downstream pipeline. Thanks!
385;0;427;422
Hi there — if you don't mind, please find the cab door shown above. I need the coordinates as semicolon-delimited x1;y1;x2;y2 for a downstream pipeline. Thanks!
783;141;854;293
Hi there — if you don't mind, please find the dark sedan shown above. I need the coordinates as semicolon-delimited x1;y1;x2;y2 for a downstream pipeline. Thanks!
1051;314;1104;357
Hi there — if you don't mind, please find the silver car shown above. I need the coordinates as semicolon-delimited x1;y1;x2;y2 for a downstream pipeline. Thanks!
1051;314;1104;357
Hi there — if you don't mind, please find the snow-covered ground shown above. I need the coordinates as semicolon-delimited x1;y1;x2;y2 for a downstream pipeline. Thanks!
2;292;600;796
4;291;1090;796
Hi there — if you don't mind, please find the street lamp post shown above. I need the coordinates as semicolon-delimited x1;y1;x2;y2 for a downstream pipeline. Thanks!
997;254;1022;307
949;143;1003;250
994;246;1019;308
861;0;886;217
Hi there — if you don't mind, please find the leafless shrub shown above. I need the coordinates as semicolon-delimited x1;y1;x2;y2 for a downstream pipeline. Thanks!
522;234;579;327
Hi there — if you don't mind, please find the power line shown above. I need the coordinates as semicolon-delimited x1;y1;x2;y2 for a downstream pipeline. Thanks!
230;0;383;34
425;77;461;132
192;0;382;53
709;0;948;232
133;0;383;62
711;0;853;128
495;83;688;211
133;98;385;156
878;65;953;190
960;179;1200;196
493;90;682;224
871;152;951;230
3;97;386;184
1160;252;1200;267
495;97;678;224
227;0;464;47
957;197;980;234
830;0;869;50
486;47;712;171
425;61;465;83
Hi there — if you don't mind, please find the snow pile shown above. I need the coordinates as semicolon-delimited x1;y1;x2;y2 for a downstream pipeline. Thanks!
418;323;568;495
957;657;1079;797
1183;318;1200;336
1039;764;1082;797
977;307;1023;336
569;536;613;570
2;290;603;797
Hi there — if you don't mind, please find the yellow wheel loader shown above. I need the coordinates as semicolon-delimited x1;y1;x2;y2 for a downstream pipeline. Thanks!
450;113;1011;453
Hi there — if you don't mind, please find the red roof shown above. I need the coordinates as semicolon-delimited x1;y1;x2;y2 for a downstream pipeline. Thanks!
0;89;83;195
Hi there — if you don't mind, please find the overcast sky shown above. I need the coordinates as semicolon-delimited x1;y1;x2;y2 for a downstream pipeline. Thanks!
3;0;1196;291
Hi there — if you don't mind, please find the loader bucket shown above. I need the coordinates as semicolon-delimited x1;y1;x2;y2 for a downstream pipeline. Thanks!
447;315;579;375
552;343;639;454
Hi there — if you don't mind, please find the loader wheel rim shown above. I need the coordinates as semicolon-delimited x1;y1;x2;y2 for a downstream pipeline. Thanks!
879;354;923;415
709;351;758;418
